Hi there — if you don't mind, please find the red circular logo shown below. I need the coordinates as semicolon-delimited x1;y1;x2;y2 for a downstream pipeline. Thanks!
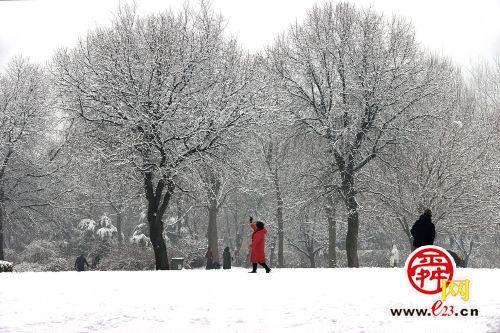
406;246;455;294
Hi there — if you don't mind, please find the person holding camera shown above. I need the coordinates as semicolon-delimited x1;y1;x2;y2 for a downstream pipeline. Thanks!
248;217;271;273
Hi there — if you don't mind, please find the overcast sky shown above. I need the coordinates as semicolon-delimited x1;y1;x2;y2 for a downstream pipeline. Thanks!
0;0;499;72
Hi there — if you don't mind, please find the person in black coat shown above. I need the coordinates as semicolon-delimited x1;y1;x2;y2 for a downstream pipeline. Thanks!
410;208;435;250
222;247;232;269
75;254;89;272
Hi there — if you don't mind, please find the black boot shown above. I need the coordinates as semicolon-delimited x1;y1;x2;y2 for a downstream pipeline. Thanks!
259;262;271;273
249;263;257;273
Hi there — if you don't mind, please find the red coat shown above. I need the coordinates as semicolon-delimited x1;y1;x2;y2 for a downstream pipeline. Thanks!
250;223;267;263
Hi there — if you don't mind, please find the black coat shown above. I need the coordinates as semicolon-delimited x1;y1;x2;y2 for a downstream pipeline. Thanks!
411;214;435;248
222;249;232;269
75;255;89;272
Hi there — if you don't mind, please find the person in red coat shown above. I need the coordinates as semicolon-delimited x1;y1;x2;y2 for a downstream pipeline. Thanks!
249;217;271;273
205;246;214;270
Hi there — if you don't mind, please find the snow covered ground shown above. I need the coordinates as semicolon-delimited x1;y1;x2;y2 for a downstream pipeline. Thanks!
0;268;499;333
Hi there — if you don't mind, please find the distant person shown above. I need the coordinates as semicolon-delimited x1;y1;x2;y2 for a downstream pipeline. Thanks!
206;246;214;270
222;247;233;269
75;254;89;272
91;254;100;269
248;217;271;273
389;244;399;267
410;208;435;250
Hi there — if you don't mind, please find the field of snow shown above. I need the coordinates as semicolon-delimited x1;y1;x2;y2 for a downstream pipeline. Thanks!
0;267;499;333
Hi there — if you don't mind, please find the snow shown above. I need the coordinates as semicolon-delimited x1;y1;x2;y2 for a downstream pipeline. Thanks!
0;261;12;271
78;219;97;232
130;233;151;247
97;226;117;240
0;268;499;332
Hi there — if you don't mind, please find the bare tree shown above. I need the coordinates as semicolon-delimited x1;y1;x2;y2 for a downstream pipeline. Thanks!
196;160;236;264
0;57;54;260
267;3;453;266
260;133;289;268
51;4;258;269
367;64;500;255
287;208;327;268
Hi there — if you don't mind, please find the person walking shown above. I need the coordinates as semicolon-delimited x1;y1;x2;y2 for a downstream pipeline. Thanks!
410;208;435;250
75;254;89;272
222;247;232;270
206;246;214;270
91;254;100;269
248;217;271;273
389;244;399;267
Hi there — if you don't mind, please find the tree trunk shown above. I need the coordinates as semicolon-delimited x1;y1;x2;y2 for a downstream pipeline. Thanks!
145;173;172;270
116;211;123;246
0;197;4;261
397;216;413;249
345;200;359;267
225;215;233;250
176;196;182;237
309;254;316;268
234;226;243;267
273;168;284;268
341;163;359;268
325;195;337;268
269;236;277;267
462;238;474;268
148;212;169;270
207;203;219;264
233;209;242;266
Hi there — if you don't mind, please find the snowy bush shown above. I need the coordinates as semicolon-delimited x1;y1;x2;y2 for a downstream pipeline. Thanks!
0;261;13;272
45;258;71;272
358;250;391;267
130;223;151;247
96;215;118;241
14;257;70;272
174;236;208;269
20;240;57;264
78;219;97;232
14;262;45;272
131;233;151;247
84;239;113;260
96;226;117;240
74;214;118;257
99;246;155;271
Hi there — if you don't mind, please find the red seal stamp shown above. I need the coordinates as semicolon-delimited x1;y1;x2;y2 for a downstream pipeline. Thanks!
405;245;455;295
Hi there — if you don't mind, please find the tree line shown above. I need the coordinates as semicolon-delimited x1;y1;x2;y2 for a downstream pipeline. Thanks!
1;2;499;270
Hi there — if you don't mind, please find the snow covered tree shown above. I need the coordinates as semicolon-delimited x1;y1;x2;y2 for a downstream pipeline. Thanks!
287;206;327;268
368;63;500;259
51;4;259;269
78;218;97;233
76;214;118;256
131;210;151;247
295;134;340;268
0;57;53;260
195;160;235;265
267;3;454;267
260;132;289;268
96;214;118;241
